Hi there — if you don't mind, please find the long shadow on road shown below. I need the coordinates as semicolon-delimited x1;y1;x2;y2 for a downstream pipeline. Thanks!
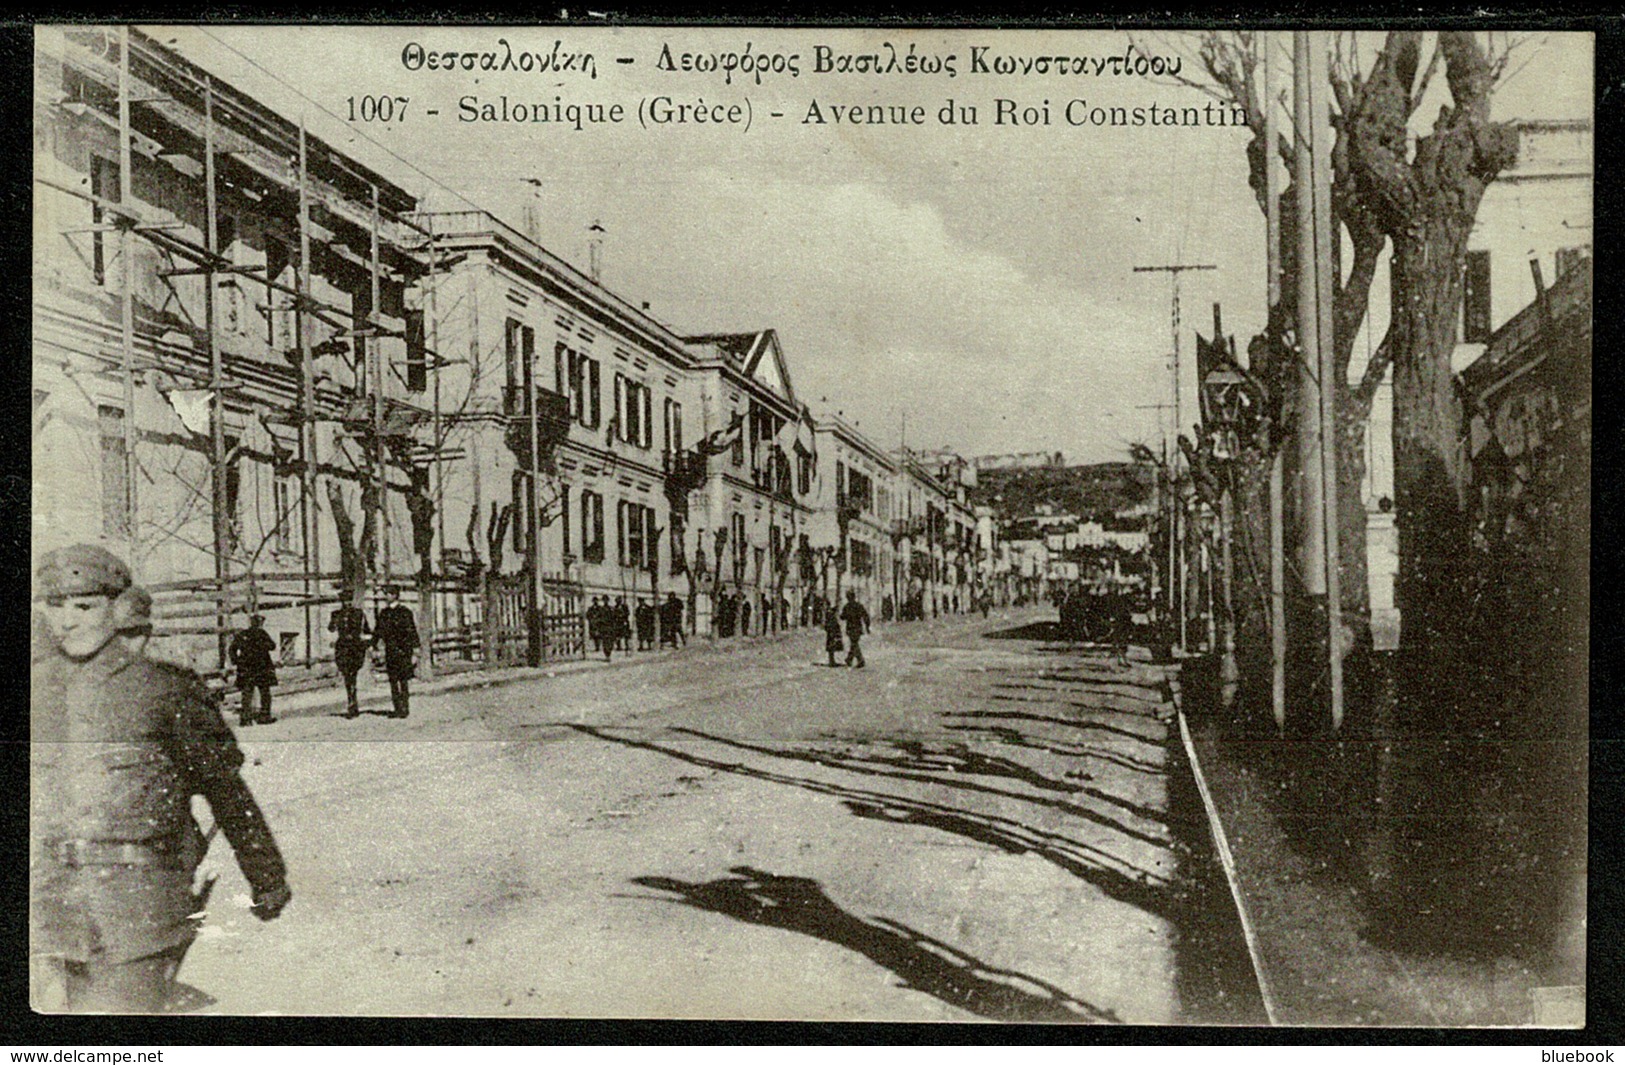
631;865;1122;1023
668;727;1172;844
569;724;1178;920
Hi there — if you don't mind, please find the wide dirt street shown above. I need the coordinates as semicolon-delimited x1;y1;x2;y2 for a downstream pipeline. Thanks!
181;608;1262;1023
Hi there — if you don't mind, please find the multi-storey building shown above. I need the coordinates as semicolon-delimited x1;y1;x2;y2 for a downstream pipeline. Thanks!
681;330;819;636
892;451;977;618
422;209;703;663
34;26;428;675
812;414;898;617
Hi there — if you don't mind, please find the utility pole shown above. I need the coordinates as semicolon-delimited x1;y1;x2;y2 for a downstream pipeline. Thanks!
1134;261;1216;652
1264;35;1288;732
1293;36;1327;601
1307;32;1345;731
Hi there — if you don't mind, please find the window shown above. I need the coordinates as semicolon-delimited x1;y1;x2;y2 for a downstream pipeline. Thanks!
769;525;782;578
273;473;298;555
404;309;427;393
614;374;654;448
731;513;747;581
1462;250;1492;343
556;343;601;429
98;405;129;538
90;156;120;287
664;398;683;457
223;434;241;550
560;485;572;562
506;318;523;392
730;413;744;467
265;237;289;350
512;470;526;555
617;500;659;570
581;490;605;563
851;539;874;577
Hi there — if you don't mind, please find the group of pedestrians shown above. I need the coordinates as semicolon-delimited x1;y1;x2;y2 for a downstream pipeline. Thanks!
587;592;685;661
822;589;872;669
225;588;422;723
326;587;422;718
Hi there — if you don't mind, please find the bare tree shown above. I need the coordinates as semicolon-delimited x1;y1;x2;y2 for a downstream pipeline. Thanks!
1148;30;1517;688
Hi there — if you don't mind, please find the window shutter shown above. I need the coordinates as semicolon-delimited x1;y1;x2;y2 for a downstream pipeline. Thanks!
588;360;601;428
617;500;628;565
641;387;653;448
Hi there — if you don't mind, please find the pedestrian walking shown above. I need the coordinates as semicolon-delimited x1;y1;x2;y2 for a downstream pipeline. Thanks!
328;599;372;718
31;545;291;1013
823;604;845;667
660;592;686;648
841;589;871;669
739;596;752;638
228;613;277;726
635;599;657;651
373;587;420;719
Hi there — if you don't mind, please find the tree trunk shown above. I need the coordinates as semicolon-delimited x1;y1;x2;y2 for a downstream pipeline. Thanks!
1390;220;1472;710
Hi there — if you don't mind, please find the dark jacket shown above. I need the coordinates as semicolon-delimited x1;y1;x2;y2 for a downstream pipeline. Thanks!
31;643;286;964
229;626;277;689
840;599;871;638
373;605;420;677
824;612;845;653
329;606;372;675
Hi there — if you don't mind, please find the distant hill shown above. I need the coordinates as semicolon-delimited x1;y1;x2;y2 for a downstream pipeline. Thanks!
970;462;1154;522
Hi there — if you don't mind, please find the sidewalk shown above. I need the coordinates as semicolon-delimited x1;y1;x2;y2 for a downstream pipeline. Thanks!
1172;672;1580;1028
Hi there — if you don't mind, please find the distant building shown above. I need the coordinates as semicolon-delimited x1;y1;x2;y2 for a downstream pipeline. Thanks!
973;450;1065;471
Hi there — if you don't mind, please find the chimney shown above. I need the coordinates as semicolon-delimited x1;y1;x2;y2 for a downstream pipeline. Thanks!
588;219;605;284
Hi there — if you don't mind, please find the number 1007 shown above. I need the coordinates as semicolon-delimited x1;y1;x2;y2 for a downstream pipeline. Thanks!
347;96;410;122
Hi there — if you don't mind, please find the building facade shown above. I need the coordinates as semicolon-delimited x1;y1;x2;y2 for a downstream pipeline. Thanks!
34;26;428;675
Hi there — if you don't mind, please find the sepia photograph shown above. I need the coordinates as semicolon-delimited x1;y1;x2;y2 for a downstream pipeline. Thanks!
28;21;1592;1027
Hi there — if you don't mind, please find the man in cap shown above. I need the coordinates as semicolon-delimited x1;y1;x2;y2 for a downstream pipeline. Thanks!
228;613;277;726
372;586;420;719
328;595;372;718
31;544;291;1013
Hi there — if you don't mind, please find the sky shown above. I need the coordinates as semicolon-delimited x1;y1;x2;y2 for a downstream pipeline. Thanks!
145;25;1592;466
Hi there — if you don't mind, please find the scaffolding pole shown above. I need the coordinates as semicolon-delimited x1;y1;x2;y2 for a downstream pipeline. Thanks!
428;213;444;670
118;26;140;578
298;117;321;662
372;183;389;592
205;75;232;672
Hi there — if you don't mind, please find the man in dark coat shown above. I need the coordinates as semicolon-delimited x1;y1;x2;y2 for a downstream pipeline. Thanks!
372;587;420;719
329;598;372;718
823;602;845;667
660;592;686;648
840;589;871;669
613;597;632;653
31;545;291;1013
228;613;277;726
635;599;657;651
739;595;752;639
